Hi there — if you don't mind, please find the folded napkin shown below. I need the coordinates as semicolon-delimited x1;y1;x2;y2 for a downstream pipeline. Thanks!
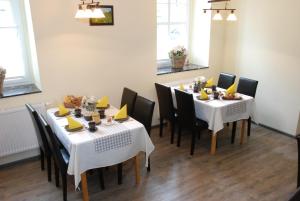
226;83;236;95
205;78;213;88
179;84;185;91
58;104;69;116
200;88;209;99
114;105;127;120
97;96;109;108
66;116;83;129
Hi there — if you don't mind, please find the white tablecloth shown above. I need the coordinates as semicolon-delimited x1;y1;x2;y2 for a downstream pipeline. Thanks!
46;107;155;188
170;85;254;134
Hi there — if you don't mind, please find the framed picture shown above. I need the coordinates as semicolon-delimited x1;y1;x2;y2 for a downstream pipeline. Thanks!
90;5;114;26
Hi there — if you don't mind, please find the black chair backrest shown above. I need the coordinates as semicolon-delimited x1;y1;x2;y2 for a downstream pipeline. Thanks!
121;87;137;116
155;83;175;121
174;89;197;130
217;72;236;89
132;96;155;134
25;104;50;154
237;77;258;98
39;114;67;171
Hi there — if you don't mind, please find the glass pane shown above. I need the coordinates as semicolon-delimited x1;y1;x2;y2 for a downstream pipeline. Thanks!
157;3;168;23
157;25;170;60
157;24;188;60
0;28;25;78
0;1;16;27
169;24;188;48
157;0;168;3
170;0;188;4
170;1;187;23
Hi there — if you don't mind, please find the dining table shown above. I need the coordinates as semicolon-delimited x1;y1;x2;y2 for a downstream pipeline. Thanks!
46;106;155;201
168;83;254;155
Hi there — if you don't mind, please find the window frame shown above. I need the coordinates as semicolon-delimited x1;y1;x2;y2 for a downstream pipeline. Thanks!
1;0;34;87
157;0;190;63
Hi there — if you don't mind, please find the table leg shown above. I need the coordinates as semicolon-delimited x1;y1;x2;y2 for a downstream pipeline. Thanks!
211;133;217;155
134;154;141;185
240;119;246;145
81;172;89;201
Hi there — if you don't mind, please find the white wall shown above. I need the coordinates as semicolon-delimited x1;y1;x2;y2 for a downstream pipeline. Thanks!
0;0;225;126
222;0;300;135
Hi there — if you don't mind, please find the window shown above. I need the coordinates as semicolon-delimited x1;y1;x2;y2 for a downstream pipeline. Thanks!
157;0;190;61
0;0;39;87
156;0;211;72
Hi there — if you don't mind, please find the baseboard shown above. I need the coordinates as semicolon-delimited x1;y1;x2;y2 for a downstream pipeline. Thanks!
0;148;40;167
255;123;295;139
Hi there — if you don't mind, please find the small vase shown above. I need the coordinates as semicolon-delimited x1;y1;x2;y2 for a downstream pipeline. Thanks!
170;55;186;69
0;75;4;96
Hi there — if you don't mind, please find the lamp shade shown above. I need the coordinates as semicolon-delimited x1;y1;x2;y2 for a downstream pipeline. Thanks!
213;11;223;21
227;12;237;21
75;9;87;19
91;8;105;18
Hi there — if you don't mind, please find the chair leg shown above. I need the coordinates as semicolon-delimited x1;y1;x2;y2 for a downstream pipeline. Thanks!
170;121;175;144
159;118;164;137
190;131;196;155
62;173;67;201
117;163;122;185
177;126;182;147
47;155;52;182
40;148;45;171
147;158;151;172
231;121;237;144
247;117;251;136
54;162;60;187
98;168;105;190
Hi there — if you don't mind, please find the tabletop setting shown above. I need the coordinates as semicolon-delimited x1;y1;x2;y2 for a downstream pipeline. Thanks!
45;94;155;198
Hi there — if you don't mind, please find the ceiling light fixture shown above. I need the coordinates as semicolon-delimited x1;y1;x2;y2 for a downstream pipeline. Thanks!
203;0;237;22
75;0;105;19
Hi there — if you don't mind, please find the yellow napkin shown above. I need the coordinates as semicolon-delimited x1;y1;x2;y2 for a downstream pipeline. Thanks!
97;96;109;108
200;88;209;100
114;105;127;120
58;104;69;116
205;78;213;88
179;84;185;91
66;116;82;129
226;83;237;95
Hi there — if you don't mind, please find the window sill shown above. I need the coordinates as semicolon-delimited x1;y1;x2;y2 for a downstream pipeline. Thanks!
1;84;41;99
157;64;208;75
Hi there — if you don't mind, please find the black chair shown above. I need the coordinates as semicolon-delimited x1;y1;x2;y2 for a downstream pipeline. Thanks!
39;114;70;201
120;87;137;116
39;114;105;200
231;77;258;144
25;104;52;182
118;96;155;183
288;188;300;201
174;89;208;155
286;135;300;201
132;96;155;171
297;135;300;188
116;87;138;184
217;72;236;89
155;83;177;143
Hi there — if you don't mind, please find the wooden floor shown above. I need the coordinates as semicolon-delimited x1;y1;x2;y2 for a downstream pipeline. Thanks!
0;124;298;201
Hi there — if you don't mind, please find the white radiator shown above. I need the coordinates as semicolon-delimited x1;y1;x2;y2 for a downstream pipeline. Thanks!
0;103;46;158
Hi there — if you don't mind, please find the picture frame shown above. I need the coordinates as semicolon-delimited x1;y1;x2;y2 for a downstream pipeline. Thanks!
89;5;114;26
